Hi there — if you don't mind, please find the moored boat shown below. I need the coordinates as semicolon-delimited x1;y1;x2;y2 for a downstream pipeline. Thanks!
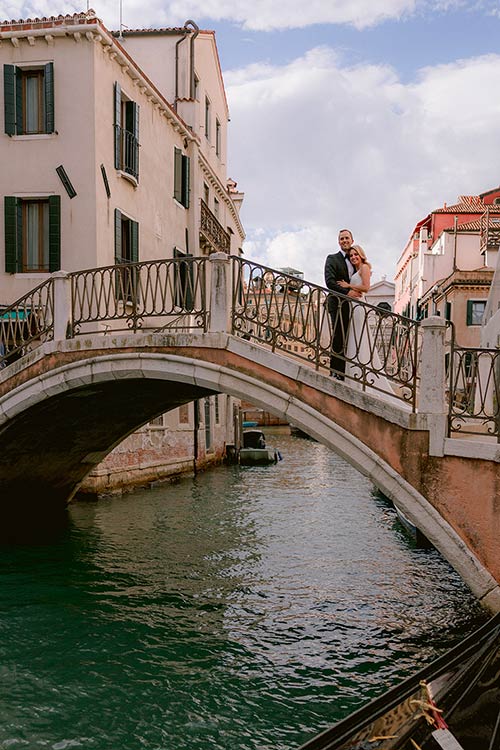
239;429;282;465
298;612;500;750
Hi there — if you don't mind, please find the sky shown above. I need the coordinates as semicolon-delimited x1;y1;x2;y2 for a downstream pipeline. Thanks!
4;0;500;285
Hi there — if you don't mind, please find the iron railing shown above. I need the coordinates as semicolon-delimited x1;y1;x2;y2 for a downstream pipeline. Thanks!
115;126;140;180
200;199;231;253
447;339;500;440
231;258;421;410
70;257;208;335
0;278;54;368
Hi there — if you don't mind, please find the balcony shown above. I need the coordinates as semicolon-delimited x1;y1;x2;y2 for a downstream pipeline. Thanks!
114;125;139;181
200;199;230;254
479;208;500;255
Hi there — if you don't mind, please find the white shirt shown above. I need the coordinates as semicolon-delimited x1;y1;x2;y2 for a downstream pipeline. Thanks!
342;251;354;279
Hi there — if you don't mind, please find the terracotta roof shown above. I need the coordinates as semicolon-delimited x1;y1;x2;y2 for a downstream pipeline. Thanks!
0;9;97;29
111;26;189;35
443;217;500;232
433;196;486;213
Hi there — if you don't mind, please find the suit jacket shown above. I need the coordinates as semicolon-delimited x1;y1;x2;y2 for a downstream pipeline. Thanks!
324;251;350;312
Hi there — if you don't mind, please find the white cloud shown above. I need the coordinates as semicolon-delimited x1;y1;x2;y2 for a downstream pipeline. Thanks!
226;50;500;283
4;0;488;31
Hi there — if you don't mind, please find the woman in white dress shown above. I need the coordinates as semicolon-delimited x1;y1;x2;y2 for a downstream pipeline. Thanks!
337;245;398;400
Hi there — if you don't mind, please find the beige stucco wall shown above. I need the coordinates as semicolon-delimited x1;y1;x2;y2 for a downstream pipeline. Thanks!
82;394;233;495
0;36;98;301
0;16;244;494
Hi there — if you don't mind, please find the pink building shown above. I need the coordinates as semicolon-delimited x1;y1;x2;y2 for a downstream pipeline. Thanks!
394;188;500;345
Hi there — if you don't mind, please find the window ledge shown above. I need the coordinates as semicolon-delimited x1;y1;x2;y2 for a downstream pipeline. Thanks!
117;170;138;188
14;272;51;279
10;133;57;141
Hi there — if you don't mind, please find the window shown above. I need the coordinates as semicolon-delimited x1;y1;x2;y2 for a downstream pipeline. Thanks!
203;183;209;205
3;63;54;135
178;403;190;424
173;147;190;208
215;118;221;157
466;300;486;326
114;82;139;180
213;197;219;218
173;247;194;311
4;195;60;273
114;208;138;301
205;96;211;140
194;75;199;101
214;394;220;424
149;414;164;427
445;301;452;321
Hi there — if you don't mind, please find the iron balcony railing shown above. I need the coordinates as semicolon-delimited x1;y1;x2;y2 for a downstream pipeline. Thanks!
0;278;54;368
231;257;421;410
115;126;139;180
200;199;230;254
447;339;500;440
70;257;208;335
480;208;500;255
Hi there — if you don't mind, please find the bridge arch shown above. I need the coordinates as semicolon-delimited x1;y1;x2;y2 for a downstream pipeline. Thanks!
1;333;497;609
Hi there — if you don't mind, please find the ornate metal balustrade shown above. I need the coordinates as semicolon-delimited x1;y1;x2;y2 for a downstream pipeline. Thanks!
70;257;208;334
200;200;230;254
0;279;54;368
448;340;500;440
480;208;500;254
231;258;421;410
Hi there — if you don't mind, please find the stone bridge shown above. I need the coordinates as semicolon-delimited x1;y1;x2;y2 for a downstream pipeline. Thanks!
0;254;499;610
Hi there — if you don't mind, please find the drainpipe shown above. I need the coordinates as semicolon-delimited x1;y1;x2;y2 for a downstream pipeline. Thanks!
174;28;189;111
184;20;199;100
452;215;458;271
174;20;199;110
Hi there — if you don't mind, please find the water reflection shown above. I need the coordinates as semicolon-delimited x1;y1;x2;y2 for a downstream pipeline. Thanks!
0;431;487;750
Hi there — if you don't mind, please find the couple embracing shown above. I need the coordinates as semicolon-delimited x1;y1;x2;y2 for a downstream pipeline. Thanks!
324;229;394;397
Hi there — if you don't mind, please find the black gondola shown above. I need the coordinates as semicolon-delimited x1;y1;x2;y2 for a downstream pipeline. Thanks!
298;612;500;750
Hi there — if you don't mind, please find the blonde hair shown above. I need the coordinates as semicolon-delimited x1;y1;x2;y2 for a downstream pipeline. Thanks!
350;244;371;269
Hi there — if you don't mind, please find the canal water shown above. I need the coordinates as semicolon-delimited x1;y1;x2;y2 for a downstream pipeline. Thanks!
0;430;487;750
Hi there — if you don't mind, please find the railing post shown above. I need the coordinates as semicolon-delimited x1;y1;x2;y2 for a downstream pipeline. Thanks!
208;252;231;333
419;316;448;456
52;270;72;341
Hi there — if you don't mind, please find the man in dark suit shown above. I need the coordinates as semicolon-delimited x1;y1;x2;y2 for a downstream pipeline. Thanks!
324;229;361;378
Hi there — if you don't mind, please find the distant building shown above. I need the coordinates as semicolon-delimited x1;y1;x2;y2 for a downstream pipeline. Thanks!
365;276;395;311
394;188;500;345
0;11;245;493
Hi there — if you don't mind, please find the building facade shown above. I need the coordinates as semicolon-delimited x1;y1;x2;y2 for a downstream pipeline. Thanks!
394;188;500;346
0;10;245;493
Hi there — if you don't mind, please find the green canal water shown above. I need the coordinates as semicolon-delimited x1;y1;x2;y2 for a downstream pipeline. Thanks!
0;431;487;749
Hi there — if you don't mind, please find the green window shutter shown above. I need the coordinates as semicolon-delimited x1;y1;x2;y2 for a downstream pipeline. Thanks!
4;196;19;273
466;300;473;326
4;65;16;136
15;68;23;135
125;100;139;179
44;62;55;134
48;195;61;272
131;220;139;263
174;147;182;203
134;103;139;179
114;82;121;169
182;155;190;208
114;208;122;262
